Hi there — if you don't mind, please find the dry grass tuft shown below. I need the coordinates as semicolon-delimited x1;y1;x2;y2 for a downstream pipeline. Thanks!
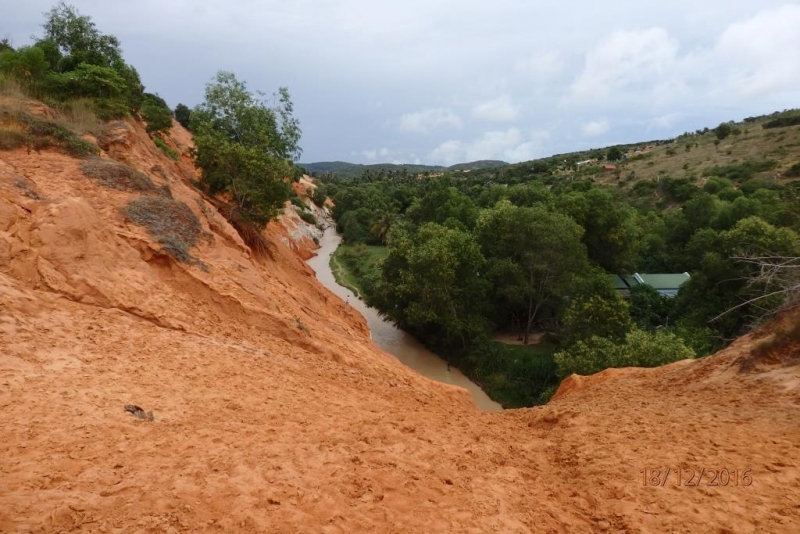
80;158;166;194
125;197;202;263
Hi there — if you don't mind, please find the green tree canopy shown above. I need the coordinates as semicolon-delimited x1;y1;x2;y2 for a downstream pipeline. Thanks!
476;201;590;344
380;223;489;348
191;71;301;226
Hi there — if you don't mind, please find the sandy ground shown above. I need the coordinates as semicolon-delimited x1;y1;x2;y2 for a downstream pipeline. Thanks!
1;108;799;533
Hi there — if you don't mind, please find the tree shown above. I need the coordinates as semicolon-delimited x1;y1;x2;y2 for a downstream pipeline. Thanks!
714;122;733;141
554;329;695;378
476;201;590;344
562;293;632;345
42;2;123;70
675;216;800;338
380;223;489;348
174;103;191;129
629;284;674;330
556;188;642;272
38;2;143;114
191;71;302;226
607;146;623;161
141;92;172;134
0;46;50;89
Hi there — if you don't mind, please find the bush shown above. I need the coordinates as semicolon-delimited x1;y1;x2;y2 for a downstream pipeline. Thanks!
554;329;695;378
0;128;27;150
785;163;800;178
0;109;98;157
153;137;179;160
141;92;172;134
561;293;632;345
715;122;733;140
174;103;191;129
298;209;318;226
763;116;800;129
124;197;201;262
81;158;157;191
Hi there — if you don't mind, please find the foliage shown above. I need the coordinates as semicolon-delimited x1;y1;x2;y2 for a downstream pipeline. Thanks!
465;341;558;408
174;103;191;129
0;109;98;157
39;2;144;115
555;187;641;271
562;293;632;345
298;209;318;226
628;283;674;330
607;146;623;161
124;197;201;263
380;223;489;348
476;201;589;344
785;163;800;178
763;116;800;129
153;137;179;160
675;217;800;339
81;158;158;191
0;46;50;90
715;122;733;140
191;71;301;227
141;92;172;134
554;329;695;378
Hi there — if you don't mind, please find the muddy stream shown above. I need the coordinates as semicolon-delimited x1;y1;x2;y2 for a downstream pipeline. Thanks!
307;227;502;412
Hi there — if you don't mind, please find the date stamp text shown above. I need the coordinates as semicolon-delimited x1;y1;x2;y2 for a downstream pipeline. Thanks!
640;468;753;487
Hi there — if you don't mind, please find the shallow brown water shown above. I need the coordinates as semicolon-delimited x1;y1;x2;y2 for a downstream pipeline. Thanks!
306;228;502;412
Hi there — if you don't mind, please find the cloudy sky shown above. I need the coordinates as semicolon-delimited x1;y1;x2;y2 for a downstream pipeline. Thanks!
5;1;800;165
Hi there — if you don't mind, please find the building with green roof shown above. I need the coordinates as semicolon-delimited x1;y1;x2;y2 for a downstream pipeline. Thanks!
610;272;691;298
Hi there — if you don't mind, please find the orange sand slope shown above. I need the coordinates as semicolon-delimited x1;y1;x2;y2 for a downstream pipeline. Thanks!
1;105;798;533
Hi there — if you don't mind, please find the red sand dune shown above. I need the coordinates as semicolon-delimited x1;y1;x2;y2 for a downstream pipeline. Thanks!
1;106;798;533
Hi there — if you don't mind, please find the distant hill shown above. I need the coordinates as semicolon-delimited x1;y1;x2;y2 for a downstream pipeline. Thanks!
300;160;508;179
438;109;800;196
447;160;509;171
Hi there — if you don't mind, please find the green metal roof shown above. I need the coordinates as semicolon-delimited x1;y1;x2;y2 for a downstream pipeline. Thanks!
610;272;691;297
636;273;690;290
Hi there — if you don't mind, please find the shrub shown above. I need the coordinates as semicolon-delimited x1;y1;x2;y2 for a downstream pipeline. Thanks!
141;92;172;134
749;322;800;362
81;158;156;191
763;116;800;129
0;109;98;157
561;293;633;345
785;163;800;178
124;197;201;262
153;137;179;160
298;209;318;226
0;128;27;150
715;122;732;140
174;103;191;129
554;329;695;378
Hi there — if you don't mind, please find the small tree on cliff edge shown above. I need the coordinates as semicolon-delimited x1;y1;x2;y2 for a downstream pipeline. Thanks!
190;71;302;227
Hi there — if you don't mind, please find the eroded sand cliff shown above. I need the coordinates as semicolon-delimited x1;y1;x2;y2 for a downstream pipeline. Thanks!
1;101;798;533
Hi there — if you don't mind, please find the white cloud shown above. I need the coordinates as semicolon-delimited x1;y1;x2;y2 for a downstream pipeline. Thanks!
396;108;463;133
362;147;391;161
569;28;680;105
428;129;549;166
649;113;681;129
472;95;518;122
707;4;800;98
514;51;564;82
582;120;610;137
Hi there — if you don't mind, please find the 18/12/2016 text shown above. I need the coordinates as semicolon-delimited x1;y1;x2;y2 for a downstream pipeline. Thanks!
640;468;753;487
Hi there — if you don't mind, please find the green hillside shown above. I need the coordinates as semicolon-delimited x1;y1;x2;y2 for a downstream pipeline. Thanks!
301;159;508;180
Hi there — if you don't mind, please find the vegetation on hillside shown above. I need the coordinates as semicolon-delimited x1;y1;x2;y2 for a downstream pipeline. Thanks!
301;160;508;180
0;3;303;252
321;114;800;406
